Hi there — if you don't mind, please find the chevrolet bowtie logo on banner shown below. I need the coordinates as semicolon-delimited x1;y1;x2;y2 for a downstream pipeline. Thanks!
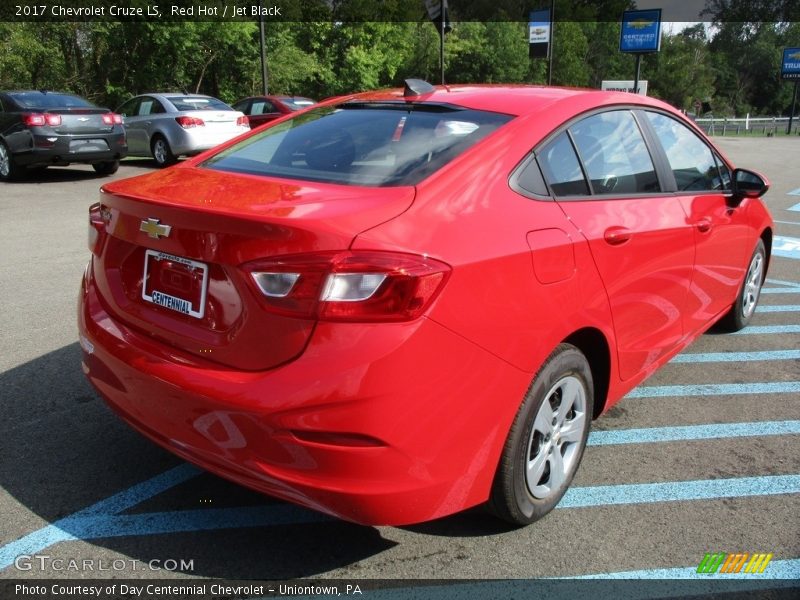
697;552;774;574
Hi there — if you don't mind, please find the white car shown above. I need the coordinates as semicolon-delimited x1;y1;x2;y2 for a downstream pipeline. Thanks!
117;93;249;167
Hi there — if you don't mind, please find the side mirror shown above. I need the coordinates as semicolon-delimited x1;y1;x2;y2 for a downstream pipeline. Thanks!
732;168;769;200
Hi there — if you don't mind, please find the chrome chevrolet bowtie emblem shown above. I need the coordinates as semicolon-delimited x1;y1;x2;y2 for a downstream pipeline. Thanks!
140;218;172;239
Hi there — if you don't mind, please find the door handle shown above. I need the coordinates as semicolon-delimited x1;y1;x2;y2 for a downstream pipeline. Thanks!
695;218;712;233
603;226;632;245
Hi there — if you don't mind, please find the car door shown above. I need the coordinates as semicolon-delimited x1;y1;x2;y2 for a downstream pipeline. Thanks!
117;97;145;154
537;109;695;381
248;99;281;127
641;111;750;331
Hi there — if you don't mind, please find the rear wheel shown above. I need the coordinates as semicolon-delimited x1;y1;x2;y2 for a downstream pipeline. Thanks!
92;160;120;176
0;141;22;181
489;343;593;526
151;136;177;167
718;239;766;332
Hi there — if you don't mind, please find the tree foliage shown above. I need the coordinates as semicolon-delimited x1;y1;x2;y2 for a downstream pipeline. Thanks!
0;4;797;117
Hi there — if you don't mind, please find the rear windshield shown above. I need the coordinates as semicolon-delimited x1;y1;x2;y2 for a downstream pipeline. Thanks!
280;97;316;111
165;96;232;111
9;92;97;109
202;103;512;186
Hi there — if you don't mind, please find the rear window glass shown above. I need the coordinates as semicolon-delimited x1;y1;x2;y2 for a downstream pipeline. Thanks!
9;92;96;109
165;96;232;111
280;97;316;111
202;103;512;187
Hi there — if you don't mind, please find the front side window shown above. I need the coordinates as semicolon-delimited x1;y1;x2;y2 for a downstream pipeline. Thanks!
569;111;660;195
202;103;512;187
646;112;723;191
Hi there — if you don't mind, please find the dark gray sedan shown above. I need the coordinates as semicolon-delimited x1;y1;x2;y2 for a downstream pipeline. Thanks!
0;90;127;181
116;93;249;167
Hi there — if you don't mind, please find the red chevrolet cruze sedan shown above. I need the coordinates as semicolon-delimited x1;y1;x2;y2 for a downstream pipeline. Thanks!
79;81;773;526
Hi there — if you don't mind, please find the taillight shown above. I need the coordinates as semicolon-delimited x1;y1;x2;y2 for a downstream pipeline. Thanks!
237;115;249;127
23;113;61;127
245;251;450;322
88;202;110;255
175;116;205;128
102;113;123;125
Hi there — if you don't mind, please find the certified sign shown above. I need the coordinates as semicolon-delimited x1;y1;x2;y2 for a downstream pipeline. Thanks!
782;47;800;80
620;9;662;53
528;8;551;59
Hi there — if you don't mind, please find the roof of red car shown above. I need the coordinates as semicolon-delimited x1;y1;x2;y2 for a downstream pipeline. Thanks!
348;84;673;118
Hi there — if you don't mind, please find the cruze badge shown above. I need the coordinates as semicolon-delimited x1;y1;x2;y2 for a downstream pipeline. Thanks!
140;218;172;239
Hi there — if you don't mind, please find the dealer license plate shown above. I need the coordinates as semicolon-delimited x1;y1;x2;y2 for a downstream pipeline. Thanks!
142;250;209;319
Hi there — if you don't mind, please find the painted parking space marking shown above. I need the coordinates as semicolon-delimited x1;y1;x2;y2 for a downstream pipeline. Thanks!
558;474;800;508
732;324;800;334
671;349;800;362
775;219;800;226
627;381;800;398
757;304;800;312
762;287;800;294
588;420;800;445
773;235;800;259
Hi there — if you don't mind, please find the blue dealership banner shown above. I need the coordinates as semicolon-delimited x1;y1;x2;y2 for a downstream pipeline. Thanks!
619;9;662;53
783;48;800;80
528;9;551;59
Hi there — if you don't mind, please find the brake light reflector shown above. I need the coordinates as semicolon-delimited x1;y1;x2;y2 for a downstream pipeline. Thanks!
102;113;123;125
88;202;110;255
176;116;205;128
23;113;63;126
246;251;450;322
236;115;249;127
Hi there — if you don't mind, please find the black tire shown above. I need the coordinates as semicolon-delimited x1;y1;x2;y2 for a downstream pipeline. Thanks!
92;160;119;176
718;239;767;332
151;135;177;167
489;343;594;526
0;140;23;181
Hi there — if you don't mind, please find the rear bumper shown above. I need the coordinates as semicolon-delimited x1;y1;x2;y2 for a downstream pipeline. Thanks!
13;133;127;166
78;260;530;525
168;126;249;157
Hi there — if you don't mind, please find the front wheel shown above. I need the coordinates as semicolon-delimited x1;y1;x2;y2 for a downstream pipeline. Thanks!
489;343;593;526
718;239;767;332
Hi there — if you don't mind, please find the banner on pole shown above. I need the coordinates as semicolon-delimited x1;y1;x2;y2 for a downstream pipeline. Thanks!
620;9;662;54
782;48;800;80
528;9;552;59
424;0;451;36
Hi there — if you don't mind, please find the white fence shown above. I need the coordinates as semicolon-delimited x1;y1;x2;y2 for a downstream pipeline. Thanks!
694;116;799;136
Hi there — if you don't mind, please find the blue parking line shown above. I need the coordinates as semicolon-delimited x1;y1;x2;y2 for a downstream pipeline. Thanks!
761;287;800;294
627;381;800;398
558;474;800;508
765;279;800;288
775;220;800;226
757;304;800;312
671;349;800;362
773;235;800;259
0;465;200;570
787;189;800;197
732;325;800;334
569;558;800;580
588;420;800;445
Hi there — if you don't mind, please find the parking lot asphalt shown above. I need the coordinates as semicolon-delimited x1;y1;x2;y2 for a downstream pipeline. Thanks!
0;141;798;586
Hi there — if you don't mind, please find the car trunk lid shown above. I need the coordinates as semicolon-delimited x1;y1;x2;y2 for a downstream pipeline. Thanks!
92;166;414;371
49;108;114;135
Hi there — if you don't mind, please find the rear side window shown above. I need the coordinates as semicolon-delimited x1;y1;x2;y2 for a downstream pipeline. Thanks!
537;132;589;197
251;100;277;114
202;103;512;187
166;96;232;111
9;92;96;109
646;112;724;191
137;97;166;116
569;111;660;195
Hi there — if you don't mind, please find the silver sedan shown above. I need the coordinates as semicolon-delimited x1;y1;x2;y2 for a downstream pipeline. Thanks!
116;93;249;167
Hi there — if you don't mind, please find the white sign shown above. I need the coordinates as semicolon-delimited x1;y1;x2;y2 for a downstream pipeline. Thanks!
601;80;649;96
529;24;551;44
